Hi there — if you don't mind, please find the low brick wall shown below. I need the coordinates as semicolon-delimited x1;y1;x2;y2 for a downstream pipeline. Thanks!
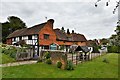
40;50;67;69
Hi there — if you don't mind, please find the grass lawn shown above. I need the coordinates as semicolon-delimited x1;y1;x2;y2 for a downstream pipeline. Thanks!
0;54;15;64
2;53;119;78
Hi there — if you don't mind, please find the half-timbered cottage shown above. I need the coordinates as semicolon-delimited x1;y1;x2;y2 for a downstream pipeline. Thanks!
6;19;87;56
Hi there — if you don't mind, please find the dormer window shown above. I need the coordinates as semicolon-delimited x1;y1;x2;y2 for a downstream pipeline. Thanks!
44;34;49;40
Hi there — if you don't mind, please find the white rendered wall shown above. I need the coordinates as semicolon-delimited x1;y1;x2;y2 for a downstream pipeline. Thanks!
12;35;38;45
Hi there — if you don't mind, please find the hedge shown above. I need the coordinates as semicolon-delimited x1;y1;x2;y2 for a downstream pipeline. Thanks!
107;46;120;53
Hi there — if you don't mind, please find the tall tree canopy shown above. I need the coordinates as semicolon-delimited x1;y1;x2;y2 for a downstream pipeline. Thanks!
2;16;27;43
109;20;120;46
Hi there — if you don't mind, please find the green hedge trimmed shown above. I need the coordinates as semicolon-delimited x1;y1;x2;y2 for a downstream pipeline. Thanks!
107;46;120;53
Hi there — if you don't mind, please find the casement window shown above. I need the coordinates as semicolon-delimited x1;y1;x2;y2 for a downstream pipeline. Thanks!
44;34;49;39
28;35;32;40
43;45;49;49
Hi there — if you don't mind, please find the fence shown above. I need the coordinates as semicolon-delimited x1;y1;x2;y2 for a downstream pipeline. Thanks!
16;47;34;61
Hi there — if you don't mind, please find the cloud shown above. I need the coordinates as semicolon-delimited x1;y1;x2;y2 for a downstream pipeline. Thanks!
1;1;118;39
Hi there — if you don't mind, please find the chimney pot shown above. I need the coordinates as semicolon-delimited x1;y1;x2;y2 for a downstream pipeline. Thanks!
72;30;74;33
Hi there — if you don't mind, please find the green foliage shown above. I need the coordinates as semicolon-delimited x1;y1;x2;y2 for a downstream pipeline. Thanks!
92;46;100;53
109;25;120;46
45;59;52;64
2;44;7;47
6;47;17;58
98;45;101;49
44;52;51;59
8;16;26;31
2;48;6;53
1;44;28;59
2;46;17;58
2;16;27;43
66;60;74;70
0;53;15;64
107;46;120;53
100;38;109;45
57;61;62;68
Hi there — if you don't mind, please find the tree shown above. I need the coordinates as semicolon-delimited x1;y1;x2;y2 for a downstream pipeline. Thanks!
8;16;26;32
2;16;27;43
114;24;120;46
108;20;120;53
109;34;117;46
2;22;11;43
95;0;120;14
99;38;109;45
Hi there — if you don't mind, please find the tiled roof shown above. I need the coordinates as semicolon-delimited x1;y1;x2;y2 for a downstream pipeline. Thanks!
54;29;68;41
71;33;87;42
54;29;87;42
87;39;99;46
7;23;46;38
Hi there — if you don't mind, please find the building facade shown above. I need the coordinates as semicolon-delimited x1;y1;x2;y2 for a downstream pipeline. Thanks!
7;19;88;56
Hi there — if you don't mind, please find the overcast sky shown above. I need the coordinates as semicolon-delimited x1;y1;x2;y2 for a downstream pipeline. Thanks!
1;0;119;40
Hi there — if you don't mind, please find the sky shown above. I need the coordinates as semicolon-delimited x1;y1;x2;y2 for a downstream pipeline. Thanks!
1;0;119;40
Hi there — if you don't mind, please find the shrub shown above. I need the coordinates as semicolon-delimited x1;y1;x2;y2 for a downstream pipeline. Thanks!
92;46;100;53
44;52;51;59
46;59;52;64
3;46;17;58
37;58;42;63
2;48;6;53
102;58;109;63
107;46;120;53
66;60;74;70
2;44;7;47
9;47;17;58
57;61;62;68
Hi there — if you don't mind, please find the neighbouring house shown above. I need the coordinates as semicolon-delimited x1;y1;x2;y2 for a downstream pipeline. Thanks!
6;19;87;56
87;39;100;53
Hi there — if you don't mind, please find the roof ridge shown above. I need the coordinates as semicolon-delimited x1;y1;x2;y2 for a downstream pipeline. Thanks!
28;22;46;29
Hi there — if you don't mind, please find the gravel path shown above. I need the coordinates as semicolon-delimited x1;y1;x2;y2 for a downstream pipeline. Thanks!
0;60;37;67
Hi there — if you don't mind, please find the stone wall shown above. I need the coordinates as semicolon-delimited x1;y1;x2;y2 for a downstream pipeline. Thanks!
40;50;67;69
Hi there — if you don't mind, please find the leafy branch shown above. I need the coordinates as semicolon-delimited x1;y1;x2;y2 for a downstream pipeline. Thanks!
95;0;120;14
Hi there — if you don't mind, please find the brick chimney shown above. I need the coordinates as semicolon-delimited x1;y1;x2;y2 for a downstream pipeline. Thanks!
72;30;74;34
67;29;70;34
46;19;54;29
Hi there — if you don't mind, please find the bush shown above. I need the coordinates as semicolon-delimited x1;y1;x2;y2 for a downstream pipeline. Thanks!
102;58;109;63
57;61;62;68
66;60;74;70
107;46;120;53
2;46;17;59
2;48;6;53
44;52;51;59
92;46;100;53
2;44;7;47
9;47;17;58
46;59;52;64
